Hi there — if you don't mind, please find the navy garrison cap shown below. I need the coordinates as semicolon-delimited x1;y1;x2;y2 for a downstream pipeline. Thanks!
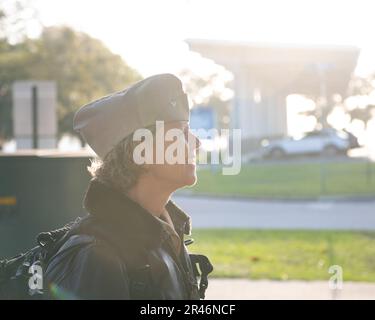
73;73;190;159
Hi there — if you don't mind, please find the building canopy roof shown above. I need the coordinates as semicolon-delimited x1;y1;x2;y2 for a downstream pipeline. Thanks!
186;39;360;97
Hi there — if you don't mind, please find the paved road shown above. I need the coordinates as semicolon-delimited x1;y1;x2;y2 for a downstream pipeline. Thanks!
172;196;375;230
206;279;375;300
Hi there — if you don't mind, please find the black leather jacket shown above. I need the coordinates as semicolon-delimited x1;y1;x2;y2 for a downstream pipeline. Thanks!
44;178;212;300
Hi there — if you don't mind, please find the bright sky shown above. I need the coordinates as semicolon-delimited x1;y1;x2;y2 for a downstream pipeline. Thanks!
7;0;372;156
33;0;375;77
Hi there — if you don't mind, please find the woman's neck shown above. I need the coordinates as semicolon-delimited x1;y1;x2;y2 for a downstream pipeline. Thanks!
126;174;173;218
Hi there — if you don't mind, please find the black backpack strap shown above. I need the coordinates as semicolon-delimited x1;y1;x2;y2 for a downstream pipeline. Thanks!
37;218;82;248
0;217;87;300
189;254;213;299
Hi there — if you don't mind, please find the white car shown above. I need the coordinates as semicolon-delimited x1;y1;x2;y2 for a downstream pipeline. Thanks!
261;129;359;158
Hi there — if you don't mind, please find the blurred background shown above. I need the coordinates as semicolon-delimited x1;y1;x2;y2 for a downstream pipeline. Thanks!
1;0;375;299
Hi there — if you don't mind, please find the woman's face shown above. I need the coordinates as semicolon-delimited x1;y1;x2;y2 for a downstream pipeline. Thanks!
146;120;201;190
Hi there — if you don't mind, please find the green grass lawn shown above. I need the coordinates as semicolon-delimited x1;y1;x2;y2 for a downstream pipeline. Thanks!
189;229;375;282
185;161;375;199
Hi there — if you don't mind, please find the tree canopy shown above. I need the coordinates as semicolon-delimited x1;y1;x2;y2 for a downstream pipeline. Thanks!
0;2;141;146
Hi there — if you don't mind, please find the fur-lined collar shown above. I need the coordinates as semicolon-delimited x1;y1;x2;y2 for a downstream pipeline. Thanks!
82;178;192;248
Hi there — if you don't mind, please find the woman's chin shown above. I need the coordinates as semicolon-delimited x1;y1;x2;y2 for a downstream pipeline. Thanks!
183;169;197;187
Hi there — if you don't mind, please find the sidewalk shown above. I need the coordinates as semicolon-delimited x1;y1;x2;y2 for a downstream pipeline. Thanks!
205;279;375;300
174;195;375;230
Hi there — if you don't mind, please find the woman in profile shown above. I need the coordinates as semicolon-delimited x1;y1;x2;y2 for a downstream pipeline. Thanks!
44;73;213;300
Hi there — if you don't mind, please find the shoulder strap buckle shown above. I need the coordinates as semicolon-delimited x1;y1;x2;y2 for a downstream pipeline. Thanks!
189;254;213;299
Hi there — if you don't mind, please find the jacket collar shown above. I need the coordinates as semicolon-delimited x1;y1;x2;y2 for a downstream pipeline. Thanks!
82;178;191;248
